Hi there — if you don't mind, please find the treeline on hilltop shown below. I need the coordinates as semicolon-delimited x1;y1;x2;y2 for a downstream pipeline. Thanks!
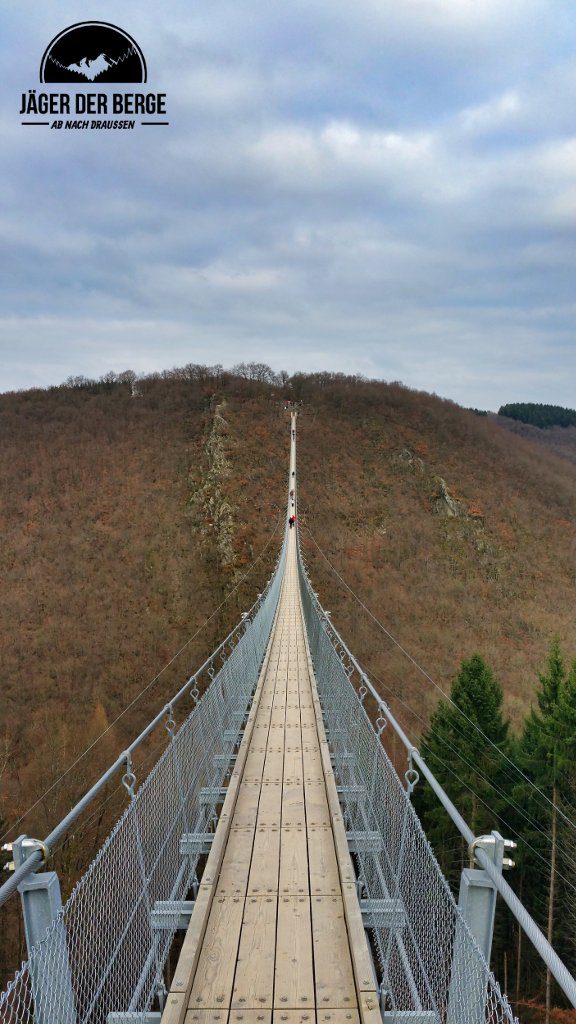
414;640;576;1016
499;403;576;429
49;362;374;395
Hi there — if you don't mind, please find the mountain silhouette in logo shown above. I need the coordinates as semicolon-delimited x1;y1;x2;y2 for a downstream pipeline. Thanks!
65;54;113;82
62;47;137;82
40;23;146;83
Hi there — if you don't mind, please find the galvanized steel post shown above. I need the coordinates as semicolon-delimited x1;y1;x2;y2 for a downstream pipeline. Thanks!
13;836;76;1024
447;831;505;1024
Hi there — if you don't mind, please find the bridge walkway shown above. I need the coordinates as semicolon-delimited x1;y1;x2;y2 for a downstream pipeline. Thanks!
162;425;380;1024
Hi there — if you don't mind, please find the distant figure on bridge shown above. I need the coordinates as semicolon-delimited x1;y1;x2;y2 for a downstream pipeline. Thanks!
292;430;295;438
290;489;294;497
288;516;294;529
292;470;295;477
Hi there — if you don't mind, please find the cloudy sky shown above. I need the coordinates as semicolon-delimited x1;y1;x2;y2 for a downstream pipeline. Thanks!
1;0;575;408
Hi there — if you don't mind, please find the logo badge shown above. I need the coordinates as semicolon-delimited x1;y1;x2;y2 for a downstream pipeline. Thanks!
40;22;147;84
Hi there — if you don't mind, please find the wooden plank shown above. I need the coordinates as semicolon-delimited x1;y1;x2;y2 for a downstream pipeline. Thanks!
272;1013;315;1024
285;705;301;728
307;827;340;896
244;747;268;781
311;897;357;1009
317;1012;360;1024
341;883;379;993
257;782;283;827
274;896;315;1009
299;710;317;729
248;826;281;895
358;993;382;1024
303;782;331;827
283;746;303;782
263;747;284;783
279;827;309;895
188;896;245;1009
170;886;214;1000
232;782;261;829
281;782;305;828
163;993;187;1024
216;828;255;896
231;896;277;1008
185;1011;231;1024
229;1012;272;1024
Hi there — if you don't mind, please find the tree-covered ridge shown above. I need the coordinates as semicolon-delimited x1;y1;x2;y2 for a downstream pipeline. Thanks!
499;403;576;429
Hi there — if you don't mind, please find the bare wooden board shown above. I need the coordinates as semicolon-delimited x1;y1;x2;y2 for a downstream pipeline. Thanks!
358;994;382;1024
257;782;283;827
216;828;255;897
232;783;261;829
317;1012;361;1024
184;1011;231;1024
248;826;281;895
231;896;278;1009
279;827;309;895
302;747;323;781
281;782;305;828
229;1012;272;1024
263;747;284;783
303;782;331;827
340;883;378;994
170;886;214;998
188;896;245;1009
274;896;315;1010
243;747;268;782
311;896;357;1009
307;827;340;896
283;746;304;782
271;1012;315;1024
163;993;187;1024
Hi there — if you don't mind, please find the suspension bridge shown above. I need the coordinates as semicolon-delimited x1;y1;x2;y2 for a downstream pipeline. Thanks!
1;413;575;1024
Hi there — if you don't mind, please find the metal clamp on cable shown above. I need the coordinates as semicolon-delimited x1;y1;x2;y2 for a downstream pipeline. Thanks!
13;836;51;871
469;833;517;871
404;749;420;796
164;704;176;736
121;751;137;799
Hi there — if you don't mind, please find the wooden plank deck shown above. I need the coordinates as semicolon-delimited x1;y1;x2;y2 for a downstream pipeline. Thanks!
163;423;380;1024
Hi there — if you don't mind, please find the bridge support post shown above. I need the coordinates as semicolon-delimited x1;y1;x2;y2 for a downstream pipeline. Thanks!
13;836;77;1024
447;831;504;1024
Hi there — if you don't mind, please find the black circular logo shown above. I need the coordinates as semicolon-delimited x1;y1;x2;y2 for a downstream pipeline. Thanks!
40;23;146;84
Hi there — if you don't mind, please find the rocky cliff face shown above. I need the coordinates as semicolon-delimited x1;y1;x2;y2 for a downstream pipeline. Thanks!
190;399;236;572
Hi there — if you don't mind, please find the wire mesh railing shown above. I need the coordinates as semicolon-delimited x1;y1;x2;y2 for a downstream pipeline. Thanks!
0;530;287;1024
297;540;518;1024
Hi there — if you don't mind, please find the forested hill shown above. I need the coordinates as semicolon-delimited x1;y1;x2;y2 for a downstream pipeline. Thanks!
499;401;576;429
1;367;576;994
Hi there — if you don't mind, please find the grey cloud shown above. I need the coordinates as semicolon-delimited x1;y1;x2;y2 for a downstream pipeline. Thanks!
0;0;575;409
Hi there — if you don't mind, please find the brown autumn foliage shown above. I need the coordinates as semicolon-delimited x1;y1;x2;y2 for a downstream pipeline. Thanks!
0;371;287;980
290;375;576;743
1;367;576;994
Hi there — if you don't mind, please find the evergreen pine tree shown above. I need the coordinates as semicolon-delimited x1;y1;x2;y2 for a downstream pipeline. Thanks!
414;654;510;886
512;639;573;1013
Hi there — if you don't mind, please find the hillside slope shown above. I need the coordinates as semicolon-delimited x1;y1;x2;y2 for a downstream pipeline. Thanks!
291;377;576;734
